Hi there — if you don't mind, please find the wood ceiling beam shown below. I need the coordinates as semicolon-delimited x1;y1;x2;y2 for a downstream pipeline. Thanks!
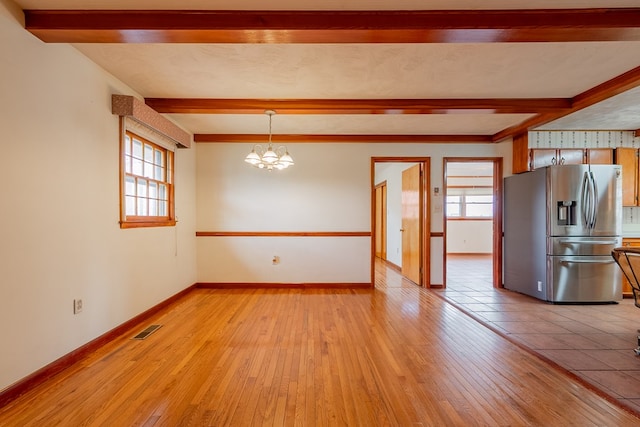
145;98;569;115
24;9;640;44
194;134;493;143
492;65;640;142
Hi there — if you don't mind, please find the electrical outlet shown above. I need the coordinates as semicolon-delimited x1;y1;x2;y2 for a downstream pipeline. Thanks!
537;281;542;292
73;299;83;314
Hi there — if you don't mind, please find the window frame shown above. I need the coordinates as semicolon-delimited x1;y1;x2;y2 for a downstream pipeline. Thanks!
119;130;176;229
446;192;494;220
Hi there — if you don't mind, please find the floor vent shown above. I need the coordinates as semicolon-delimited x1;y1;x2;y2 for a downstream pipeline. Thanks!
132;324;162;340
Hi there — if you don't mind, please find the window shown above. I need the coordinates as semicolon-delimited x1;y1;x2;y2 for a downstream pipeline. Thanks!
120;131;175;228
464;194;493;217
446;195;462;217
446;192;493;218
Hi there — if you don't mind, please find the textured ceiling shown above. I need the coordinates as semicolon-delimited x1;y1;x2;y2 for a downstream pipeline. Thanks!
538;85;640;130
71;43;640;99
14;1;640;142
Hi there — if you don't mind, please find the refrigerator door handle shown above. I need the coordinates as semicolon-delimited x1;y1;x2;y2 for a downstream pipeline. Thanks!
559;259;616;265
590;171;598;229
558;239;619;245
581;171;590;228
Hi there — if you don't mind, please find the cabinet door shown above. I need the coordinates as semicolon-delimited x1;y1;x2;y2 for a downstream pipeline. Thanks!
615;147;638;206
530;149;558;169
586;148;613;165
621;239;640;298
558;149;585;165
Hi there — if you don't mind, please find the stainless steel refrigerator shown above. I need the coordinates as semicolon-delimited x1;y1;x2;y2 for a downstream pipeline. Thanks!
504;164;622;303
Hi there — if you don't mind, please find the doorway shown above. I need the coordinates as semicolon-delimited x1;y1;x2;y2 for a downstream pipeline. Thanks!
443;158;503;289
372;158;431;287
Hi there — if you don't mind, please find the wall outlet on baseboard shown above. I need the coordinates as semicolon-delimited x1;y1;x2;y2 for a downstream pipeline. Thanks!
73;299;83;314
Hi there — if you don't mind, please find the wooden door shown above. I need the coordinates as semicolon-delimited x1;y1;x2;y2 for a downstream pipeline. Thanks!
375;182;387;259
615;147;638;206
401;164;421;285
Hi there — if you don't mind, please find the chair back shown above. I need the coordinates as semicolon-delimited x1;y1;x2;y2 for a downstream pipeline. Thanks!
612;247;640;308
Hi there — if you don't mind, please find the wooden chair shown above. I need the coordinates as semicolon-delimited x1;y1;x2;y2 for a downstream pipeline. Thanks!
612;247;640;355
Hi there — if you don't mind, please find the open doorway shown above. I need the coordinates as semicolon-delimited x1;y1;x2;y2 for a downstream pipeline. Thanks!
443;158;502;290
372;158;430;288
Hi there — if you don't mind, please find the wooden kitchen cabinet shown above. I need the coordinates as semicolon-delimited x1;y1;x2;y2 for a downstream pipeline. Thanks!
615;147;638;206
620;238;640;298
512;132;615;173
528;148;613;171
530;149;583;169
512;133;529;174
586;148;614;165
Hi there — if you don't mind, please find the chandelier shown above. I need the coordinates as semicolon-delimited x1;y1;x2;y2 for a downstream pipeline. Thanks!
244;110;294;171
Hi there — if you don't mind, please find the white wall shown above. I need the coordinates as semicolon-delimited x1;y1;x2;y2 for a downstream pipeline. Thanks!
197;142;512;286
196;143;371;283
446;221;493;253
0;2;197;391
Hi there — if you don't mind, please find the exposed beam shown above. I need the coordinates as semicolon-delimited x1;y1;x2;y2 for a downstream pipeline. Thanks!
573;65;640;109
492;65;640;142
194;134;493;143
145;98;569;115
492;113;561;142
24;9;640;44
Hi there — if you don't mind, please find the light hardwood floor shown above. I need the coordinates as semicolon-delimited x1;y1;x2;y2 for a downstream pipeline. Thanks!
1;264;639;426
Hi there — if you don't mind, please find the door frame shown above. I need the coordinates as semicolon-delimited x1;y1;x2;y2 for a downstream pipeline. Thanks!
442;157;503;288
371;157;431;287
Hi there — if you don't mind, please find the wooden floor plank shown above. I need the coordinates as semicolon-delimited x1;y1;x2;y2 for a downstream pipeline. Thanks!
1;274;639;426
